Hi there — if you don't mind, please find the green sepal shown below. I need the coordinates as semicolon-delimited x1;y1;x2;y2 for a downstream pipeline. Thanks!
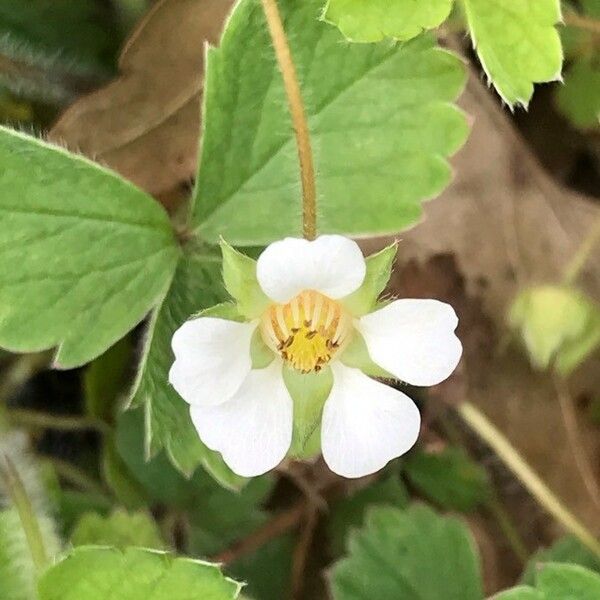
342;243;397;317
339;331;394;379
197;301;244;321
283;365;333;459
220;239;270;319
509;285;600;376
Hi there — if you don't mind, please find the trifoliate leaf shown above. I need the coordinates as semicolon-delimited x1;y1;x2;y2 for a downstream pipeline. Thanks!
220;240;270;319
342;243;397;316
323;0;454;43
0;127;180;368
194;0;467;245
71;509;165;550
556;60;600;129
130;255;242;484
404;447;491;512
331;505;483;599
509;285;600;376
38;547;242;600
521;535;600;585
327;476;409;556
463;0;562;107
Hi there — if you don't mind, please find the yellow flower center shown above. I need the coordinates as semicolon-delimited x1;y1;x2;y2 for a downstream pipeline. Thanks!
260;290;352;373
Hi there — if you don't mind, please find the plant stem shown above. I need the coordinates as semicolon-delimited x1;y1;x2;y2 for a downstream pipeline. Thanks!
457;402;600;559
564;11;600;36
45;457;110;498
564;214;600;284
261;0;317;240
6;408;109;434
553;374;600;511
1;456;48;571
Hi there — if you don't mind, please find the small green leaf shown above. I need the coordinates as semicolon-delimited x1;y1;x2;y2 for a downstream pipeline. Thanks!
220;240;270;319
509;286;600;376
71;509;165;550
328;476;409;556
404;447;491;512
331;504;483;599
463;0;562;106
521;536;600;585
536;563;600;599
38;547;242;600
0;127;180;368
556;59;600;129
323;0;453;43
283;365;333;459
130;255;242;485
342;243;397;316
194;0;468;245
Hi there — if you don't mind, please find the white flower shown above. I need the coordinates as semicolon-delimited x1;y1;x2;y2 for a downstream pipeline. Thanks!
169;235;462;478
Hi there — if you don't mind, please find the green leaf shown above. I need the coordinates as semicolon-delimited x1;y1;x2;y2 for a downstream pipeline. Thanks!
342;243;396;316
493;587;543;600
38;547;242;600
521;536;600;585
84;335;133;422
323;0;453;43
220;240;270;319
328;476;409;556
0;127;180;368
228;535;294;600
509;286;600;376
536;563;600;599
331;504;483;599
194;0;467;245
71;509;165;550
556;60;600;129
463;0;562;107
130;254;241;484
404;447;491;512
0;0;118;69
283;365;333;459
499;562;600;599
115;409;273;556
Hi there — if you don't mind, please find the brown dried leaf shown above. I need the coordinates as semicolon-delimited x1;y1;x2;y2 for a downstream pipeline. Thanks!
49;0;233;198
363;72;600;533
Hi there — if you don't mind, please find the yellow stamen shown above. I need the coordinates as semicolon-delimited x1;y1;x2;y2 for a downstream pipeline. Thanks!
260;290;351;373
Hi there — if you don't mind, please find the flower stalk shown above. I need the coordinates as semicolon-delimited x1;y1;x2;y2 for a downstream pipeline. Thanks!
1;455;49;571
261;0;317;240
457;401;600;559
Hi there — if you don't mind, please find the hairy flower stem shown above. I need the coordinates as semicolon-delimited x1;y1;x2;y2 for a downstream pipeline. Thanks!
261;0;317;240
457;402;600;560
1;456;48;571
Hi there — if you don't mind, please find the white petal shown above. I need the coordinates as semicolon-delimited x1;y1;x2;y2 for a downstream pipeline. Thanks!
190;361;293;477
169;317;255;406
359;299;462;387
322;364;420;478
256;235;366;303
